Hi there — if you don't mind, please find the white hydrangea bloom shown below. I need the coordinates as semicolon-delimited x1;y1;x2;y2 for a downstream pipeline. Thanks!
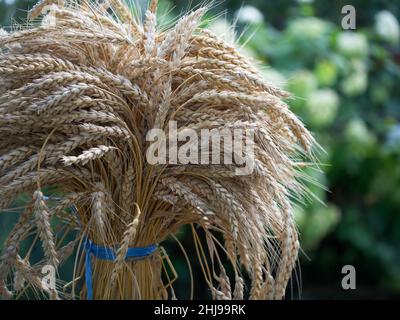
341;71;368;97
375;10;399;44
289;17;329;39
346;119;376;147
307;89;339;126
337;31;368;57
235;5;264;24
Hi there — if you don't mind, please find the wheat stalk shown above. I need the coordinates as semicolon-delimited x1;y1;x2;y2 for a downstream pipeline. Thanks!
0;0;319;300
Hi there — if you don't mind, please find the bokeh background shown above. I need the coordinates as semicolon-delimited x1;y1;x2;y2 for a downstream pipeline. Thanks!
1;0;399;299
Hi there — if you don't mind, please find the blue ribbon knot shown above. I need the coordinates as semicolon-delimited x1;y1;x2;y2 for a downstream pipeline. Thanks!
84;238;157;300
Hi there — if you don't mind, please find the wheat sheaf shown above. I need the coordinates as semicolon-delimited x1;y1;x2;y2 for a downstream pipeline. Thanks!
0;0;318;300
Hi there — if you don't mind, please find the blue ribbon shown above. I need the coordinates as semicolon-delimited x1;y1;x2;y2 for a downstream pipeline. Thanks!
84;238;157;300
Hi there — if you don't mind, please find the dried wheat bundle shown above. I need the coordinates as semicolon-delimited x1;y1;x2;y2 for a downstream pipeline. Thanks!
0;0;318;300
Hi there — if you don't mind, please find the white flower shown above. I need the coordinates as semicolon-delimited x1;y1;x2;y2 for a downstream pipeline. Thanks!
288;17;329;39
336;31;368;57
375;10;399;44
288;70;318;99
341;71;368;97
235;5;264;24
345;119;376;148
307;89;339;127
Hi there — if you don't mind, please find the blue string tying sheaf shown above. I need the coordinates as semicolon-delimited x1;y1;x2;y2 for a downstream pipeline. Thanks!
40;195;156;299
84;238;157;300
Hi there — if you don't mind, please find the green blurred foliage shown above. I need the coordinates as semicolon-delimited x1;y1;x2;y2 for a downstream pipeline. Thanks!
224;0;400;298
1;0;400;299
